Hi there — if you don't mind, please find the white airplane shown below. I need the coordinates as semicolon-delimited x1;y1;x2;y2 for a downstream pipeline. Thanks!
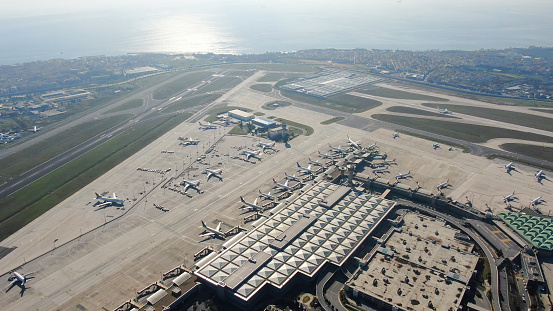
178;137;199;146
200;221;225;239
259;190;276;200
199;122;217;130
241;149;263;160
382;158;397;165
240;196;263;212
433;143;440;150
273;178;295;191
395;171;411;180
258;142;276;150
346;135;361;150
505;162;516;173
372;167;389;173
366;142;377;150
28;125;40;133
535;170;546;181
284;172;301;181
205;168;223;180
437;107;453;114
392;133;400;139
6;271;34;295
437;179;450;190
308;158;324;166
181;180;200;192
328;144;348;153
296;162;317;175
318;151;335;159
530;196;545;206
94;192;124;206
503;192;516;203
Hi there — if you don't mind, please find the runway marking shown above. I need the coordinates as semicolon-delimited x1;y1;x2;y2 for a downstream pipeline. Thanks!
501;238;511;242
491;230;501;233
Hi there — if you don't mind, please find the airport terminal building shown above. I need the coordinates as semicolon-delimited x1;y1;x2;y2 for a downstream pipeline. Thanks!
194;180;396;308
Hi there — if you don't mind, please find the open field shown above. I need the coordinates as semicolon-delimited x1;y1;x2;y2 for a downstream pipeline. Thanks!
531;108;553;114
262;100;292;110
163;93;222;114
195;76;243;94
102;99;143;114
499;143;553;162
422;103;553;133
372;114;553;144
386;106;459;118
274;117;314;136
397;130;471;153
153;71;214;100
321;116;345;125
222;63;321;73
281;91;382;113
0;113;191;241
250;83;273;92
357;86;448;101
258;72;286;82
0;115;131;179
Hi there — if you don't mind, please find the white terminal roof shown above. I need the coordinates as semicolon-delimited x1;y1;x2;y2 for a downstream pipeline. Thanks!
195;182;395;301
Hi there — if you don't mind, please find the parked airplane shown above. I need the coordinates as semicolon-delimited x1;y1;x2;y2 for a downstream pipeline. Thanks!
200;221;225;239
199;122;217;130
181;180;201;192
503;192;516;203
437;179;450;190
259;190;276;201
346;135;361;150
240;196;263;212
328;144;348;153
392;133;400;139
437;107;453;114
273;178;295;191
241;149;263;160
505;162;516;173
284;172;301;181
318;151;335;159
178;137;199;146
372;167;389;173
94;192;124;206
366;142;377;150
535;170;546;181
433;143;440;149
205;168;223;180
258;142;276;150
28;125;40;133
382;158;397;165
530;196;544;207
6;271;34;295
308;158;323;166
395;171;411;180
296;162;317;175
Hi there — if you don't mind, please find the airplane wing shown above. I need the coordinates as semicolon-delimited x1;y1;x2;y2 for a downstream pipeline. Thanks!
284;179;289;187
253;198;258;206
112;193;117;199
200;232;214;237
215;222;221;232
183;184;190;192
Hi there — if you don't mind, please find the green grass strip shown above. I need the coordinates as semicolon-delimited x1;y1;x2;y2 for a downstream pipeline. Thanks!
153;71;214;100
274;118;314;136
103;99;143;114
321;116;345;125
357;86;448;101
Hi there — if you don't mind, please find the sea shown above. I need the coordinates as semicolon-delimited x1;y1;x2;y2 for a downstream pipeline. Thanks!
1;0;552;65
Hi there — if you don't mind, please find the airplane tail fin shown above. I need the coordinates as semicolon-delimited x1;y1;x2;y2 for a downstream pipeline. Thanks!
95;192;101;198
201;221;206;227
240;196;246;203
297;162;301;168
273;178;277;183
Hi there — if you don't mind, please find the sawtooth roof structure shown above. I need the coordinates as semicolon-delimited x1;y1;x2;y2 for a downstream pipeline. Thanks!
499;212;553;251
194;181;395;302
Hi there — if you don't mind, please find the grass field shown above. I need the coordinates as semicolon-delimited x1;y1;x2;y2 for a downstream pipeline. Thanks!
163;93;222;114
386;106;459;118
321;116;345;125
204;106;253;122
0;115;132;180
254;112;265;116
372;114;553;144
530;108;553;114
153;71;214;100
261;101;292;110
0;113;192;241
250;84;273;93
229;126;248;135
281;92;382;113
258;72;287;82
357;86;448;101
397;130;471;153
102;99;143;114
421;103;553;133
195;76;242;94
274;118;314;136
499;143;553;162
222;63;320;73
